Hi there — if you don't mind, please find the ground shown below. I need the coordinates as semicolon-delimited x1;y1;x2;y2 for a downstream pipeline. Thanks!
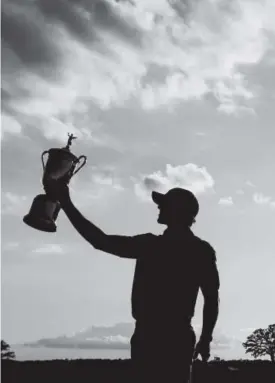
2;359;275;383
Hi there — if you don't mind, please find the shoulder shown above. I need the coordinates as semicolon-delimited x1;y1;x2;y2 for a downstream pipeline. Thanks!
132;233;159;242
194;237;217;262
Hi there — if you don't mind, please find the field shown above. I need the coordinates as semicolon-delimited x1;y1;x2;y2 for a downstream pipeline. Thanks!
2;359;275;383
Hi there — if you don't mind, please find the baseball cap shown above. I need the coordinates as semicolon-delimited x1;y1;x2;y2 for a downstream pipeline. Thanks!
152;187;199;218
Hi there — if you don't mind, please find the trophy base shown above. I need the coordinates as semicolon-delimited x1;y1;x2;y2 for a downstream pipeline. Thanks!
23;214;57;233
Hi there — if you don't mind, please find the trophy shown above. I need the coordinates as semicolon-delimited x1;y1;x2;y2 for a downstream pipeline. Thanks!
23;133;87;233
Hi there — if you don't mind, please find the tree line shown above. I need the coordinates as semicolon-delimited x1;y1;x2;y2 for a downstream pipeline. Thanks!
1;323;274;362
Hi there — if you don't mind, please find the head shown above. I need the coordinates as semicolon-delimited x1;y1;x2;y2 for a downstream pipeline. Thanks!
152;187;199;228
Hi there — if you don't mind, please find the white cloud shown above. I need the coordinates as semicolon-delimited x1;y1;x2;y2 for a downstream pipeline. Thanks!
103;335;130;344
3;0;275;141
1;114;22;138
252;192;275;209
32;244;65;254
134;163;214;201
253;192;272;205
137;0;275;112
92;173;124;191
217;102;256;116
71;170;124;207
218;196;234;206
140;72;209;110
246;180;256;188
1;191;28;216
2;241;20;251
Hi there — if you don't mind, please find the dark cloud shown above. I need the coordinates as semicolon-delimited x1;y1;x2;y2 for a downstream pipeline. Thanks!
89;0;142;46
1;2;61;70
1;0;143;119
36;0;99;45
144;176;159;190
1;0;65;116
1;68;33;115
168;0;194;22
36;0;142;47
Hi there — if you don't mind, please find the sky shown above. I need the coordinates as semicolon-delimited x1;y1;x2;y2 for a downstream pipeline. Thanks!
1;0;275;358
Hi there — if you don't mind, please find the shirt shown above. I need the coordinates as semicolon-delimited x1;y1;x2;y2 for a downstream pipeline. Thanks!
95;227;220;325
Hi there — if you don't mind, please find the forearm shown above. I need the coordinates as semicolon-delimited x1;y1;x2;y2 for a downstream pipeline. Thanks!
201;296;219;341
60;197;106;248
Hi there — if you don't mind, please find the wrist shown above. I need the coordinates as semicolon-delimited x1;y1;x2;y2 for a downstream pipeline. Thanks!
200;334;213;342
59;195;72;208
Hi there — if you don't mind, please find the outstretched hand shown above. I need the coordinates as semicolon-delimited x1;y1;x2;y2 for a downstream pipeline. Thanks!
193;338;211;362
43;178;70;203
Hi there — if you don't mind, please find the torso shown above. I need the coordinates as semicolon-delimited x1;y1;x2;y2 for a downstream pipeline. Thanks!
131;228;203;325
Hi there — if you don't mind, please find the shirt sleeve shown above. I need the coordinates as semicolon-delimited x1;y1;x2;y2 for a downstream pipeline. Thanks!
199;241;220;298
94;233;157;259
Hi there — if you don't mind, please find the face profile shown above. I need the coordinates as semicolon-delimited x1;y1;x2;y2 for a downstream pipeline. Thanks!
157;202;179;225
152;188;199;227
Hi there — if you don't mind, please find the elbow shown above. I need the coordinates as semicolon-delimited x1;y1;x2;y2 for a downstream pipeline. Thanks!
88;233;108;251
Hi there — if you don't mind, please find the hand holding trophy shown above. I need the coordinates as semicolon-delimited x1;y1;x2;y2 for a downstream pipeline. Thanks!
23;133;87;232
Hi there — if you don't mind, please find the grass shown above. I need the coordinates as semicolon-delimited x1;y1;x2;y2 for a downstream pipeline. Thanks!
2;358;275;383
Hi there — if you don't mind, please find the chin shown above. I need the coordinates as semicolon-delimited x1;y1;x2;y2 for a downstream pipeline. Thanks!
157;216;165;224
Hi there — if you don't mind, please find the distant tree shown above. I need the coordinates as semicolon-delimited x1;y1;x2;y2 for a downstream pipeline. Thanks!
1;340;15;360
243;324;275;362
213;357;221;362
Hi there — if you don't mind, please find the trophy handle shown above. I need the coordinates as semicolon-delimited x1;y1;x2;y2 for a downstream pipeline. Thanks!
72;155;87;176
41;150;49;171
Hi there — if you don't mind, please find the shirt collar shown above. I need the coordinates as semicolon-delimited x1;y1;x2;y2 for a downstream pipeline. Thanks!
163;226;194;238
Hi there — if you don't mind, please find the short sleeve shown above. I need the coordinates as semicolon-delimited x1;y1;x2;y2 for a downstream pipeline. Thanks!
95;233;158;259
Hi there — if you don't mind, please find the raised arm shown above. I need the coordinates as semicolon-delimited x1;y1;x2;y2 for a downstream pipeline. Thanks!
60;197;155;259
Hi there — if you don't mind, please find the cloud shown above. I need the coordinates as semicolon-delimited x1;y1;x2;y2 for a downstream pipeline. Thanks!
3;0;275;140
137;0;275;113
1;1;61;72
32;244;65;254
1;191;28;216
253;192;272;205
246;180;256;188
218;196;234;206
92;173;124;191
252;192;275;210
134;163;214;201
70;168;125;207
2;242;20;251
24;321;244;358
1;114;22;137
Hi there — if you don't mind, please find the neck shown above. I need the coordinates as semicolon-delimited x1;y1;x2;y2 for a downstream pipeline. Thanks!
166;224;191;232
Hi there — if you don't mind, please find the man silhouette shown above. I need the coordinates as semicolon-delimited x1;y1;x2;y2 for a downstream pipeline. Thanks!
44;181;220;383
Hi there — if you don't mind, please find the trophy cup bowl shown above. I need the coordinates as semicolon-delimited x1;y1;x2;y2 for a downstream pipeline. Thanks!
23;134;87;233
23;194;61;233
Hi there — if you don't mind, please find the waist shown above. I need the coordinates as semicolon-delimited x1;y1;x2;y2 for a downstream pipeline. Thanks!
134;318;195;339
134;314;193;326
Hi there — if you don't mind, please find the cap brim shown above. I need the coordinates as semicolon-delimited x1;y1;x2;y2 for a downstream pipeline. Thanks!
152;191;164;205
